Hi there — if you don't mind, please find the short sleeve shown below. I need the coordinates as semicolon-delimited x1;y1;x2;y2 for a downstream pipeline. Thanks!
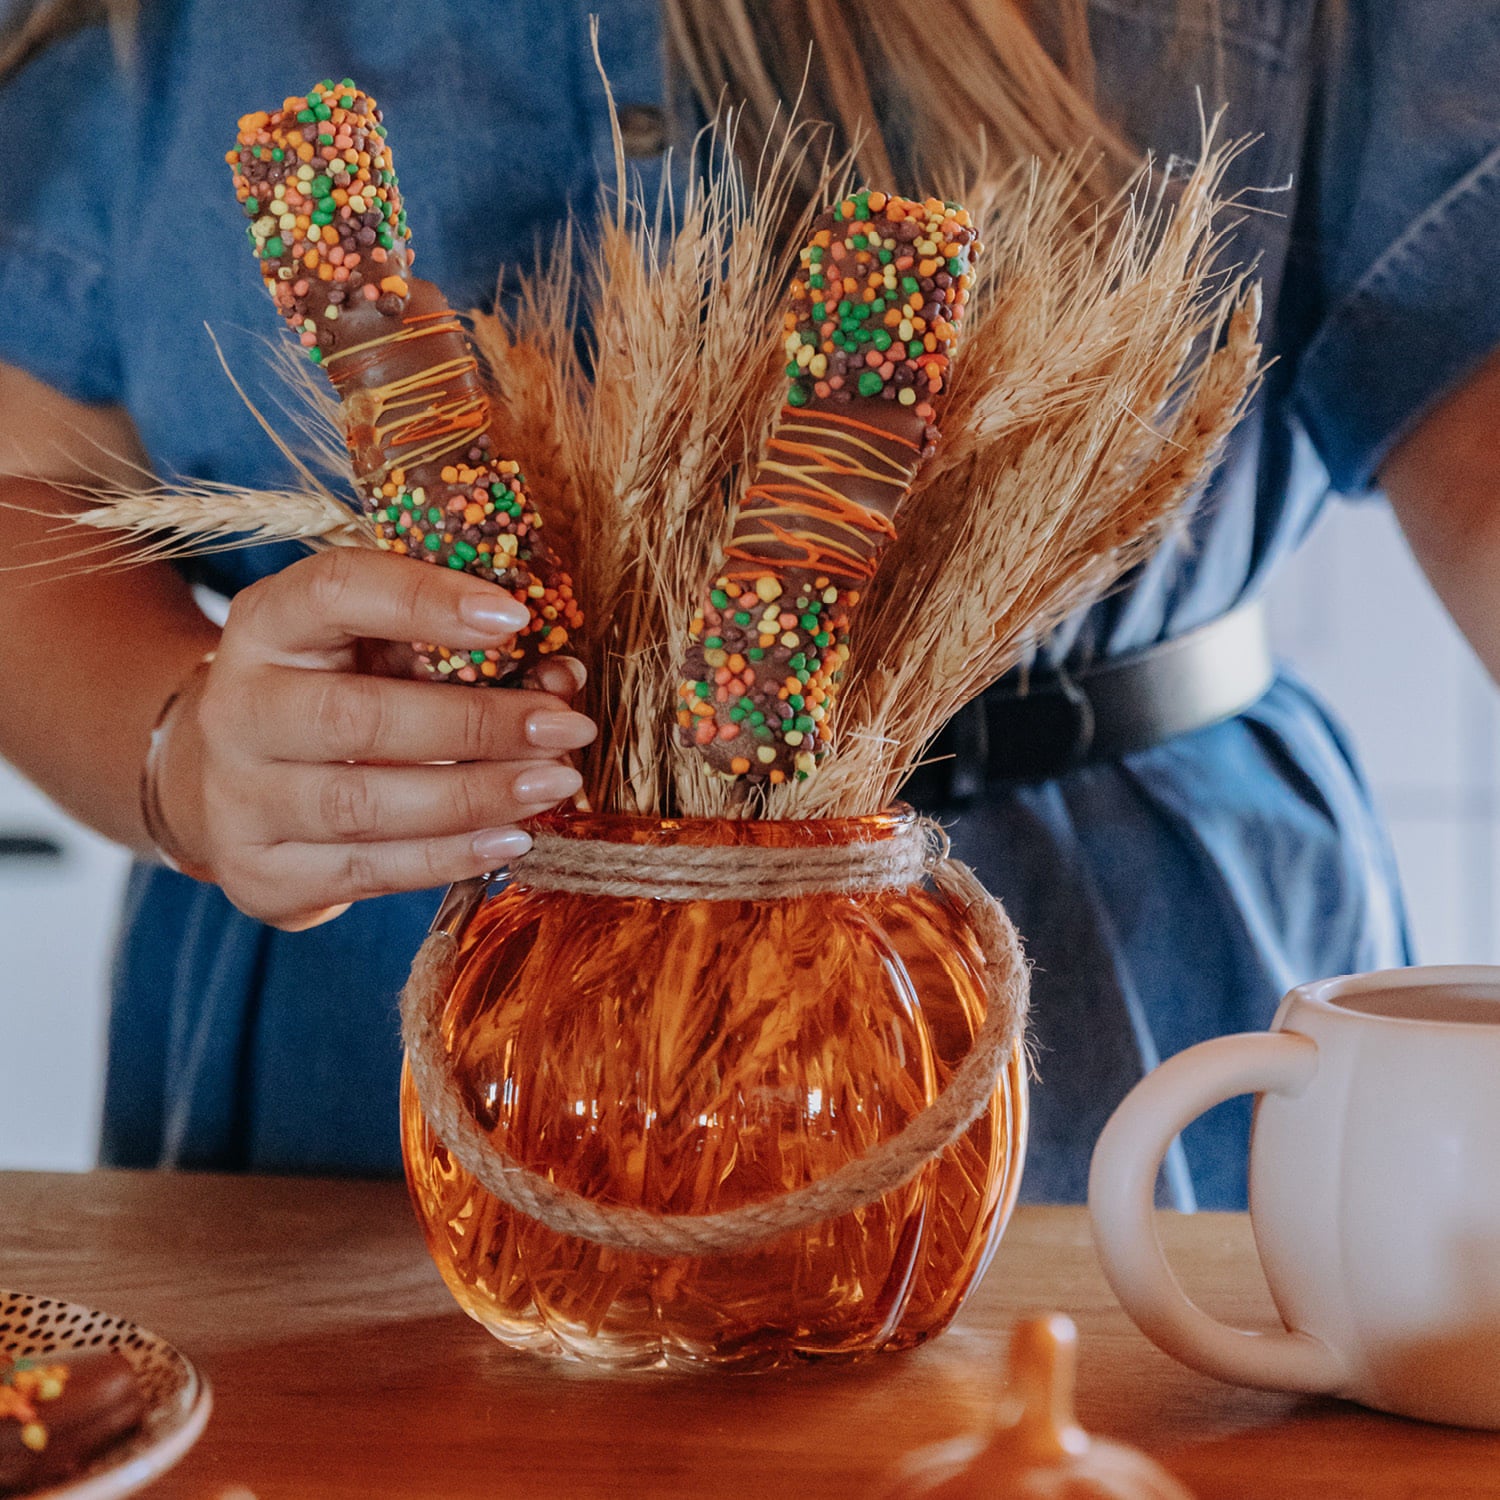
1291;1;1500;494
0;24;126;404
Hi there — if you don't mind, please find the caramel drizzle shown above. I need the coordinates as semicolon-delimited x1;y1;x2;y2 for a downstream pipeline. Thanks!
722;408;919;583
325;314;490;483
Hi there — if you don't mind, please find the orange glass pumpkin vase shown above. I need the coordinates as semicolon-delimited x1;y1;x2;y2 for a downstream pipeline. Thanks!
400;806;1028;1371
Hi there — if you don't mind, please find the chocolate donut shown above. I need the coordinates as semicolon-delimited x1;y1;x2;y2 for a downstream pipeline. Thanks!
0;1349;146;1493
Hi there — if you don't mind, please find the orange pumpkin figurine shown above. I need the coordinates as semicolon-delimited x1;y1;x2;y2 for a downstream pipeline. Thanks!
881;1313;1196;1498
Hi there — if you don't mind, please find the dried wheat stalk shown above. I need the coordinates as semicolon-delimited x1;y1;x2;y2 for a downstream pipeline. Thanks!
44;107;1259;824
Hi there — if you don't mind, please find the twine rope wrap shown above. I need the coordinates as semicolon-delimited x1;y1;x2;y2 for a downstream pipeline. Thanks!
399;815;1029;1257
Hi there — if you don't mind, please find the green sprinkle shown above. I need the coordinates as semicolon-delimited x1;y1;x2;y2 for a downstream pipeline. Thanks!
455;541;477;562
426;507;442;525
271;147;284;161
296;108;315;124
837;299;853;317
317;133;334;146
811;301;826;321
733;611;752;626
377;230;394;249
311;211;333;226
470;651;487;664
423;533;441;552
808;275;825;290
873;329;893;352
749;711;766;727
901;276;920;294
306;346;322;364
313;102;332;121
789;653;807;670
747;648;766;661
910;339;925;357
340;94;356;108
704;636;724;649
800;613;819;630
263;235;284;257
787;383;811;407
310;175;333;196
814;632;830;648
694;682;712;699
788;694;805;709
857;370;884;397
785;362;801;378
794;715;813;731
339;77;355;88
851;233;868;250
878;248;893;263
800;330;817;345
710;589;729;609
447;556;464;569
948;256;966;275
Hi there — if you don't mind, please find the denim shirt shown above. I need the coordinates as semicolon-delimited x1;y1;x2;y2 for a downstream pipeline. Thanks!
2;1;1497;1204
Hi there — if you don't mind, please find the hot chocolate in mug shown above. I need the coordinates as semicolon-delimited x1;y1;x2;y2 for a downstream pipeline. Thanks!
1088;965;1500;1428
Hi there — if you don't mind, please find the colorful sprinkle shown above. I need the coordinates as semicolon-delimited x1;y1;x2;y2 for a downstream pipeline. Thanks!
678;191;978;782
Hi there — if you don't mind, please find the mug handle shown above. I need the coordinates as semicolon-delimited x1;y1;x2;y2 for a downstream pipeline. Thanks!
1087;1032;1347;1393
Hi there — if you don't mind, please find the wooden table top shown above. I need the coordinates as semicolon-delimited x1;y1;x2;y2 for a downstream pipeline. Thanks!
3;1170;1498;1499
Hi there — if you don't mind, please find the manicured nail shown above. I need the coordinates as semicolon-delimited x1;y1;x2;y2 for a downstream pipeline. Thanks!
471;827;533;863
458;591;530;635
525;709;598;750
512;764;583;804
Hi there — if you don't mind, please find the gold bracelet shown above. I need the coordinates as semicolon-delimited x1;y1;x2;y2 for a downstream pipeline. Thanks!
138;651;217;882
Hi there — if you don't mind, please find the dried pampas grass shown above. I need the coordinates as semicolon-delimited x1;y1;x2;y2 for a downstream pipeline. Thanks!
51;100;1261;823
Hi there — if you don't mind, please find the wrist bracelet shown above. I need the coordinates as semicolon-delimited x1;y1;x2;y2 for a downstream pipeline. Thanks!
139;651;217;882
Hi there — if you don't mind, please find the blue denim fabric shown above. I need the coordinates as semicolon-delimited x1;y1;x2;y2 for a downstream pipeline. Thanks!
2;1;1492;1198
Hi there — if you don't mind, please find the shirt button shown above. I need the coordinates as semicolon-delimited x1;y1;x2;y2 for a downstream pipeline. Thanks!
617;103;667;158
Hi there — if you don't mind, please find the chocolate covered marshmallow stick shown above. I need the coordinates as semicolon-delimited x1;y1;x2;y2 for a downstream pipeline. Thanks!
677;192;979;782
228;80;581;683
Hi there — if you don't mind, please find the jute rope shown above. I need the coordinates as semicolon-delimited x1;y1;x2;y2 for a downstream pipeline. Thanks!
399;815;1029;1257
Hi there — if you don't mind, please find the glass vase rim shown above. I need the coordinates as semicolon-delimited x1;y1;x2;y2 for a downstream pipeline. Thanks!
523;804;919;847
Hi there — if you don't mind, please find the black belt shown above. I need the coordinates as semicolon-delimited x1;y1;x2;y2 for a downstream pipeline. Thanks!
905;601;1274;803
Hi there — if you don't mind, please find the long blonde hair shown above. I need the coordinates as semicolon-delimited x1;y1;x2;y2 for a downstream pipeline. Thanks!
664;0;1135;194
9;1;1133;187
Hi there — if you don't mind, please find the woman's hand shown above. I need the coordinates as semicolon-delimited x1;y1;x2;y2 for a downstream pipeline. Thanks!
158;548;596;931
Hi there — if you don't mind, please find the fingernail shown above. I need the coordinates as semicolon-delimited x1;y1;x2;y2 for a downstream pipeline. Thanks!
459;591;531;635
513;764;584;804
525;709;598;750
472;827;533;863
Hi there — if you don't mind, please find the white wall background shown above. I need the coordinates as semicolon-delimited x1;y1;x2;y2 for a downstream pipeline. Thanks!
1;493;1495;1171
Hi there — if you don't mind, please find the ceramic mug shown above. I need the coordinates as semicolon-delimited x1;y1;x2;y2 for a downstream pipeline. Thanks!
1088;965;1500;1428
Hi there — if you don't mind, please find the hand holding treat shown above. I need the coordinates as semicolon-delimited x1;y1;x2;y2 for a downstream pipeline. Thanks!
227;80;582;684
677;192;978;783
0;1350;146;1494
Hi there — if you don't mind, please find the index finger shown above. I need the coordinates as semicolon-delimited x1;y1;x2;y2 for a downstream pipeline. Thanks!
226;548;531;667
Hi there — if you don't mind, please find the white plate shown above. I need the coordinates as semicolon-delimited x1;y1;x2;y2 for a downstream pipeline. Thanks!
0;1291;211;1499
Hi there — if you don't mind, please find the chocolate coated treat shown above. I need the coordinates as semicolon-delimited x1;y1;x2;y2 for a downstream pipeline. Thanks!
0;1349;146;1493
228;80;581;683
677;192;979;782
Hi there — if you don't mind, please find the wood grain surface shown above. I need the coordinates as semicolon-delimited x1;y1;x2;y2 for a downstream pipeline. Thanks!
2;1171;1496;1499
